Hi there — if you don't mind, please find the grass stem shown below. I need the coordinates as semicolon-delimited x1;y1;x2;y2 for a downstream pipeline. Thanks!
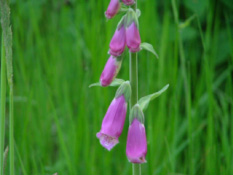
0;33;6;175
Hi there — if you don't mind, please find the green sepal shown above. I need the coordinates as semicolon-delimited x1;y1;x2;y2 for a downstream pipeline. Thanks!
136;9;141;18
115;81;131;102
140;43;159;59
138;84;169;111
119;3;128;13
89;79;125;88
129;104;144;124
125;8;139;28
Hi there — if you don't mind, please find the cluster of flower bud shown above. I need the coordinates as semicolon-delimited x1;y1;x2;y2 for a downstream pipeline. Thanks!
100;8;141;86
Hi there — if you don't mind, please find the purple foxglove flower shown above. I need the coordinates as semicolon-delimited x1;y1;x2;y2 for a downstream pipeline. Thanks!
105;0;120;19
126;21;141;52
126;118;147;163
126;104;147;163
96;95;127;150
100;55;122;87
109;25;126;57
122;0;135;6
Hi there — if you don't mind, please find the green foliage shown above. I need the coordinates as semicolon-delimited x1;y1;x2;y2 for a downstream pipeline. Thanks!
0;0;232;175
138;84;169;111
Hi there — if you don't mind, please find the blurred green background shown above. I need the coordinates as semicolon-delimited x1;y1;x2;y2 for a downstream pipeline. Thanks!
1;0;233;174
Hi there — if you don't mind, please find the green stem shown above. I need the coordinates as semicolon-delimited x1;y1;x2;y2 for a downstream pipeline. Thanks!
130;1;141;174
0;34;6;175
130;47;141;175
130;52;138;106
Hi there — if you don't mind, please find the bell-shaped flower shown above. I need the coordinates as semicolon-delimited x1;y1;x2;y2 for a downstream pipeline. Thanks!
97;81;131;150
122;0;135;6
126;21;141;52
105;0;120;19
126;105;147;163
109;24;126;56
125;9;141;52
100;55;122;87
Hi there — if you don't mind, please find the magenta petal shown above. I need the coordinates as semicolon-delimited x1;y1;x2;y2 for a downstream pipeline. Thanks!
97;95;127;150
100;56;118;86
105;0;120;19
96;132;119;151
126;118;147;163
122;0;135;5
126;22;141;52
109;25;126;56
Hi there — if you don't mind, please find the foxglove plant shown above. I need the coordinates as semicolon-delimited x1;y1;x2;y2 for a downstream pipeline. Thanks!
90;0;169;174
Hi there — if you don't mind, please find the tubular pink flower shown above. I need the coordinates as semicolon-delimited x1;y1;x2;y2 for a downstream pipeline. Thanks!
109;25;126;56
97;95;127;150
105;0;120;19
126;118;147;163
100;55;121;87
126;22;141;52
122;0;135;6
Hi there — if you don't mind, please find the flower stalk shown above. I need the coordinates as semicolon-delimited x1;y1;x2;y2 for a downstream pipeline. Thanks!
130;38;141;175
129;0;142;173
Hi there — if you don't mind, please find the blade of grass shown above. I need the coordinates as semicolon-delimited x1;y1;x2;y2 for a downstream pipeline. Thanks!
0;34;6;175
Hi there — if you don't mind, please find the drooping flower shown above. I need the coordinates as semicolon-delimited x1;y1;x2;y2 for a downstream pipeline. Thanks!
105;0;120;19
100;55;122;87
126;21;141;52
109;24;126;57
126;105;147;163
97;81;131;150
122;0;135;6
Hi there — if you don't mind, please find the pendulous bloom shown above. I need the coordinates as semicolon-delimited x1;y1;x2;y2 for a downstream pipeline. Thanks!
97;81;131;150
126;105;147;163
109;24;126;56
122;0;135;6
105;0;120;19
126;21;141;52
100;55;122;87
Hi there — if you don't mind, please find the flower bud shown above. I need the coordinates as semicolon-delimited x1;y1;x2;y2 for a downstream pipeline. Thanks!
126;21;141;52
126;105;147;163
125;9;141;52
105;0;120;19
100;55;122;87
96;95;127;150
122;0;135;6
109;24;126;57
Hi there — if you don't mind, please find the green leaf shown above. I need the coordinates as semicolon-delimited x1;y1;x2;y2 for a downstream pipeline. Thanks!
140;43;159;59
138;84;169;110
89;79;125;88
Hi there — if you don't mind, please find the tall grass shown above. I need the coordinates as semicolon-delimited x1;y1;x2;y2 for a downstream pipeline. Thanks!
0;0;232;174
